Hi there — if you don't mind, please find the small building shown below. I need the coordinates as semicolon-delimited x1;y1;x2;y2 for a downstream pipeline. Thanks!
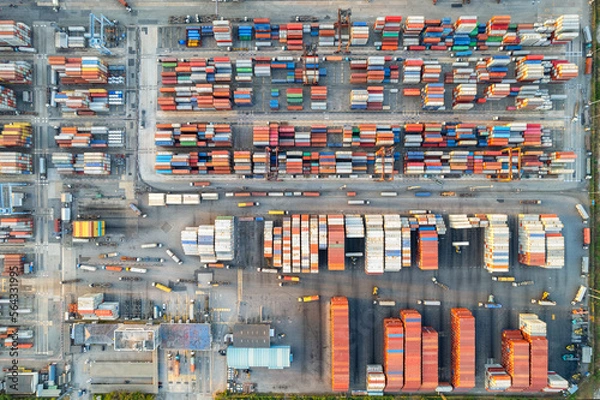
233;323;270;348
72;323;117;346
95;302;119;321
114;326;159;352
77;293;103;312
227;346;292;370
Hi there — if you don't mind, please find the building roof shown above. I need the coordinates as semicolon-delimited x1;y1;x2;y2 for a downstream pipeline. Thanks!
227;346;291;369
6;372;38;394
114;326;159;352
233;324;270;348
73;323;117;346
160;323;211;350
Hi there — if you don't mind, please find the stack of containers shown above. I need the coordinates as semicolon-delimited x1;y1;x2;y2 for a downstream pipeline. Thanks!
0;21;32;47
286;88;303;110
421;327;439;390
345;215;364;239
452;84;477;110
319;215;328;251
486;16;510;48
383;215;402;272
233;151;252;175
310;86;327;110
421;62;442;83
285;23;304;51
420;20;445;50
54;89;110;114
364;215;384;275
519;313;548;392
302;55;320;84
154;151;232;175
310;215;319;273
180;227;200;257
402;225;411;268
291;214;301;273
0;152;31;174
327;215;345;271
484;84;510;101
548;151;577;175
213;20;233;47
0;217;33;243
484;214;510;273
235;59;253;82
552;15;579;44
454;16;477;43
403;16;425;49
233;88;253;106
350;22;369;46
48;56;109;84
518;214;564;268
72;220;105;238
367;86;384;110
0;61;32;84
0;122;32;148
318;23;336;47
374;150;394;178
252;125;270;147
0;254;25;276
417;227;438;270
330;297;350;392
273;226;282;268
254;57;271;77
421;84;445;110
214;216;235;261
485;364;512;391
0;86;16;111
50;153;110;175
237;24;253;42
254;19;272;47
383;318;404;392
366;57;386;83
185;27;201;47
350;89;368;110
550;61;578;81
155;123;232;148
501;330;530;391
400;309;421;391
403;59;423;84
380;16;402;50
366;365;386;394
450;308;475;390
516;55;544;82
301;215;310;273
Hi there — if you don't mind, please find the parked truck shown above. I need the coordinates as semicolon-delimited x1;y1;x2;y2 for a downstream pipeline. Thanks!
136;257;165;263
152;282;172;293
166;249;183;265
140;243;162;249
99;252;119;259
576;204;589;222
298;295;320;303
53;218;61;239
116;0;132;12
77;264;97;272
571;285;588;305
583;227;591;249
128;203;147;218
127;267;147;274
190;181;211;187
190;351;196;373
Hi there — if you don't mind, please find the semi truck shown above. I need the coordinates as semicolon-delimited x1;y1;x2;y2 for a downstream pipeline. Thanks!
298;295;319;303
190;181;211;187
166;249;183;265
99;252;119;259
417;300;441;306
53;218;61;239
136;257;165;263
128;203;147;218
77;264;97;271
152;282;172;293
571;285;587;305
348;200;370;205
126;267;147;274
583;228;591;249
576;204;589;222
140;243;163;249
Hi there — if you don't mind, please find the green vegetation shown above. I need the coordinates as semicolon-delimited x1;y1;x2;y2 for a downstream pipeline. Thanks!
98;392;155;400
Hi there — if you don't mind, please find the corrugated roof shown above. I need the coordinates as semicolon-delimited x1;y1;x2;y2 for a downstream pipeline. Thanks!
226;346;291;369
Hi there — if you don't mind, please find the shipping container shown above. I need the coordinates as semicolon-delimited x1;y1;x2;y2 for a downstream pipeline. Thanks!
330;297;350;392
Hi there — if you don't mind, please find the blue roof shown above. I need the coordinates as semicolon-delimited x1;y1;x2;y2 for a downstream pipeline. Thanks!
160;323;211;350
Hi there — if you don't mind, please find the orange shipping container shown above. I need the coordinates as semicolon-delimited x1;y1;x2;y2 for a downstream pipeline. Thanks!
331;297;350;392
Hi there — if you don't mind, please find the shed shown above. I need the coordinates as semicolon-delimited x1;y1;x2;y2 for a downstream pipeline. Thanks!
226;346;292;369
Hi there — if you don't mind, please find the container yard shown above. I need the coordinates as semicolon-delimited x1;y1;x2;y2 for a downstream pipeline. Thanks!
0;0;595;398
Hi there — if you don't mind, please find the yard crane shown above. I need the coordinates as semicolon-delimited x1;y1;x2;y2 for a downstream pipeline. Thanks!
334;8;352;54
265;146;279;181
87;13;114;55
498;147;522;182
302;43;319;85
